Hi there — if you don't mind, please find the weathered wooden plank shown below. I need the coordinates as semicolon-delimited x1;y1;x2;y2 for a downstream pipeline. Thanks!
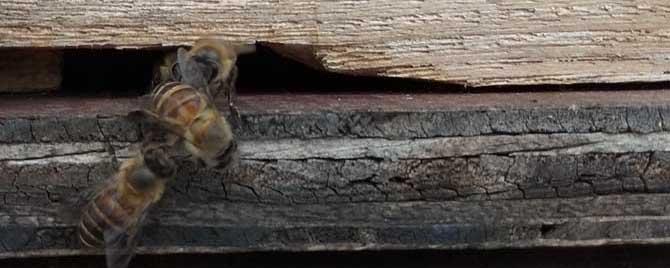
2;91;670;259
240;133;670;160
0;50;61;92
3;194;670;258
1;1;669;86
1;91;670;205
1;132;669;205
2;90;670;142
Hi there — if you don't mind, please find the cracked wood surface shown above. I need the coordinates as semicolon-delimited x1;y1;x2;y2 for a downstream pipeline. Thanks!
3;91;670;256
3;194;670;258
2;90;670;142
2;91;670;205
1;132;670;205
1;1;670;86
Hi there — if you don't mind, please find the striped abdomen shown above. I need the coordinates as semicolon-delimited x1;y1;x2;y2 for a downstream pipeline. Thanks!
78;178;153;248
150;81;237;169
151;81;208;127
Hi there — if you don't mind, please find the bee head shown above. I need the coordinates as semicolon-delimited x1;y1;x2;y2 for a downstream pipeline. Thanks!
176;40;256;97
142;146;177;179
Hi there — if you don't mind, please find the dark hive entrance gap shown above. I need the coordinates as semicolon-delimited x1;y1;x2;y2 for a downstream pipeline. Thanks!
235;44;455;94
58;46;455;97
52;45;670;97
236;45;670;94
60;49;164;97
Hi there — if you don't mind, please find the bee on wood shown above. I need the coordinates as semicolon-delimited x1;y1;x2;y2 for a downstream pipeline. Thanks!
130;80;239;170
77;142;177;268
151;50;178;90
159;39;255;122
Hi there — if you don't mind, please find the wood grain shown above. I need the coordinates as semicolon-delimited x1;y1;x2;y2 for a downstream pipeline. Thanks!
1;92;670;257
4;194;670;258
1;1;669;86
0;50;61;92
1;92;670;205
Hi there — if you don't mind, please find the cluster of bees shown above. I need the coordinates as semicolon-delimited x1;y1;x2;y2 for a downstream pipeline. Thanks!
76;39;255;268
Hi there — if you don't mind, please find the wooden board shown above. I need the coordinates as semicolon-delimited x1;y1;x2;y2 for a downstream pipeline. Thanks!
0;50;61;93
4;194;670;258
1;1;670;86
1;90;670;205
3;90;670;257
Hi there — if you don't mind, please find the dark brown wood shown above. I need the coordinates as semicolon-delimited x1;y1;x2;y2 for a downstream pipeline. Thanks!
1;91;670;206
2;91;670;258
0;50;61;93
5;248;670;268
4;89;670;118
3;194;670;259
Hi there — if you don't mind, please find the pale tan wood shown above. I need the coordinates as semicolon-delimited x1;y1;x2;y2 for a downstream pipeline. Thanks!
0;50;61;92
0;1;669;86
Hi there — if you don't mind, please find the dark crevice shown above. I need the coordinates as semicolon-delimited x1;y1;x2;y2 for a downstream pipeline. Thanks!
59;49;165;97
236;44;452;94
7;246;670;268
2;45;670;98
238;44;670;94
540;223;558;237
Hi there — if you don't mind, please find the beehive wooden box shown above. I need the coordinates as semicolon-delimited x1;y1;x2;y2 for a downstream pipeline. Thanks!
2;1;670;267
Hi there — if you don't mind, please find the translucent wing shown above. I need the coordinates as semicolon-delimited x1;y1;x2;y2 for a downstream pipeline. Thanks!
127;110;188;142
151;51;179;89
103;203;152;268
60;169;118;227
177;47;212;96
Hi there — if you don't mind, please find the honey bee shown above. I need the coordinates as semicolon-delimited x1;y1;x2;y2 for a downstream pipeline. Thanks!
131;80;239;170
173;39;255;122
151;50;178;89
78;143;177;268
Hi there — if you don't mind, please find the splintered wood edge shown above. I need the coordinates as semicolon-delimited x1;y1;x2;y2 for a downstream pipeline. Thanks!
1;1;670;85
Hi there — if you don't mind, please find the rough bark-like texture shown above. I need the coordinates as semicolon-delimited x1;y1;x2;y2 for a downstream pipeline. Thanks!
4;194;670;258
2;133;670;206
3;91;670;258
0;50;61;92
3;90;670;140
2;92;670;205
1;1;670;86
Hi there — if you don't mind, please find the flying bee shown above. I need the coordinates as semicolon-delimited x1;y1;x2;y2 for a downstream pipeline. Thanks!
172;39;256;123
130;80;239;171
78;142;177;268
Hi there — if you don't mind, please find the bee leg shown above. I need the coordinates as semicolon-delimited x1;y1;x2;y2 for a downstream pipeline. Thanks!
188;155;207;169
104;140;119;168
142;145;177;178
226;65;242;128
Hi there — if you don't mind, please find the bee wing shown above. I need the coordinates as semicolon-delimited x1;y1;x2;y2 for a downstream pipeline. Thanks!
103;204;152;268
127;110;189;141
177;47;212;94
59;169;118;224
